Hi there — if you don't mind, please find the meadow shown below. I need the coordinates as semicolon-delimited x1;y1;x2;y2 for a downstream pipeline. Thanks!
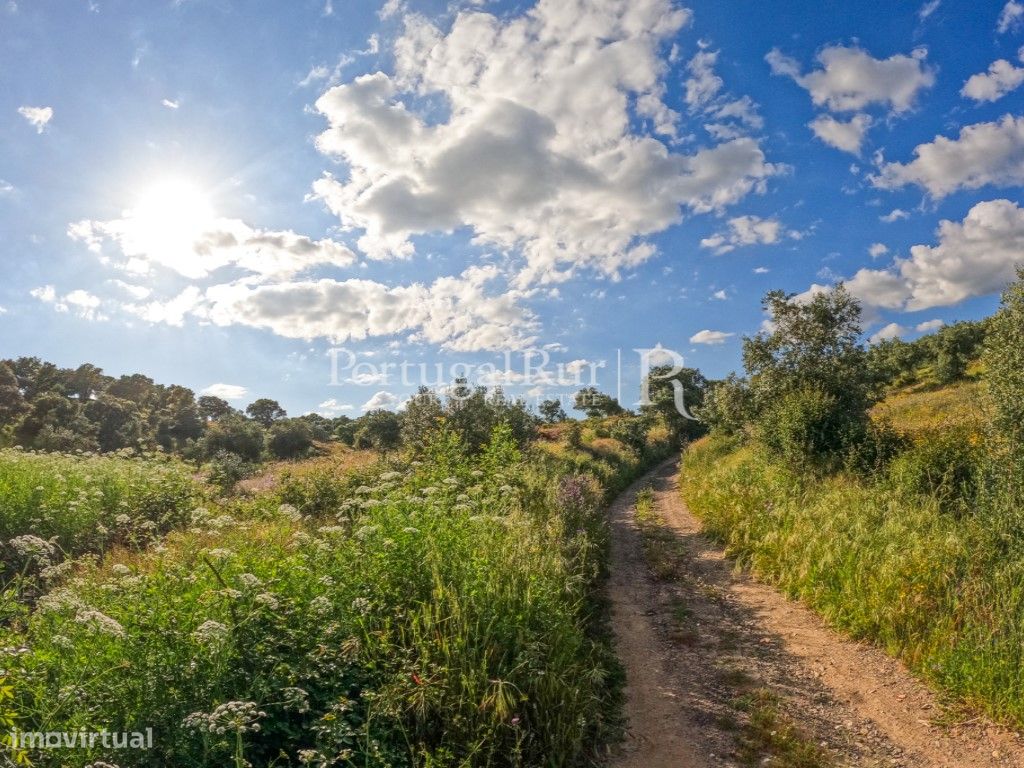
1;420;672;767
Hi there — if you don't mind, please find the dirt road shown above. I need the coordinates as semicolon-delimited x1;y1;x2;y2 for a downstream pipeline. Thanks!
607;459;1024;768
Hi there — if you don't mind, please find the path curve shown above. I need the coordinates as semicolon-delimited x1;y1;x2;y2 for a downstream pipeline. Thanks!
607;458;1024;768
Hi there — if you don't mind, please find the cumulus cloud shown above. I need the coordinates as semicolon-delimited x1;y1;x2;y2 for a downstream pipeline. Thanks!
961;56;1024;102
362;390;400;410
201;383;248;400
869;322;906;344
69;215;357;281
700;215;800;254
916;318;944;332
880;208;910;223
766;45;934;113
840;199;1024;311
30;285;104;319
196;265;538;352
869;242;889;258
689;329;734;344
17;105;53;133
311;0;782;285
317;398;354;416
872;114;1024;197
998;0;1024;32
808;113;872;155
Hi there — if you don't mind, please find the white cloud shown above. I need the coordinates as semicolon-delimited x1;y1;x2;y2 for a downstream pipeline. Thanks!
17;105;53;133
918;0;941;20
711;289;728;300
0;305;7;314
689;329;734;344
869;242;889;258
766;45;934;113
161;98;180;109
961;58;1024;103
880;208;910;222
685;49;723;109
198;265;538;352
916;319;944;332
700;215;800;254
808;113;872;155
201;383;248;401
311;1;782;285
998;0;1024;32
378;0;404;19
842;199;1024;311
869;322;907;344
753;266;770;273
872;114;1024;197
69;214;357;281
0;179;14;195
317;398;354;416
362;390;400;411
31;285;104;320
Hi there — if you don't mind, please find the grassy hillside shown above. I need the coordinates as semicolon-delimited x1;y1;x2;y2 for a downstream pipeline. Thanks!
681;377;1024;726
1;420;671;767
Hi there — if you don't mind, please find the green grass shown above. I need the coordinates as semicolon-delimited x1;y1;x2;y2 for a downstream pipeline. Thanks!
681;433;1024;727
0;448;199;567
1;424;672;767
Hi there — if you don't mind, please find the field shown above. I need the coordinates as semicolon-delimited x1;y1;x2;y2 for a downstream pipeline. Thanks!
680;376;1024;727
0;422;671;767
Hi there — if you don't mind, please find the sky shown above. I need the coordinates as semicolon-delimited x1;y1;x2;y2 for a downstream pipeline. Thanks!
1;0;1023;417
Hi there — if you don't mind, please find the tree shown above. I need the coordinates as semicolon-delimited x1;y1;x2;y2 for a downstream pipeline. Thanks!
267;419;315;459
641;364;707;442
743;285;870;468
0;361;27;427
539;398;567;424
401;387;445;453
246;398;287;427
197;416;265;462
198;395;235;422
700;374;754;437
573;387;624;419
354;409;402;453
155;386;203;450
84;394;145;452
985;267;1024;456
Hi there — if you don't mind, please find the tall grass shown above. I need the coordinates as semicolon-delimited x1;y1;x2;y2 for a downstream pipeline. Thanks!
0;448;198;567
2;424;670;767
681;433;1024;725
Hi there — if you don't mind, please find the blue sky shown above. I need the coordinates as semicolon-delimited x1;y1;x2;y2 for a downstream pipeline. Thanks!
1;0;1023;416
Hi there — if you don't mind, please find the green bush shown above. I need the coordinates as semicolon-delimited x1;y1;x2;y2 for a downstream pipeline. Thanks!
985;267;1024;457
887;429;983;515
756;387;867;471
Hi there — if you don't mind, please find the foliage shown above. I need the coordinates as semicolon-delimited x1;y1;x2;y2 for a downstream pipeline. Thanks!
245;398;287;428
354;409;402;454
985;267;1024;458
639;364;707;443
196;416;266;463
266;419;315;460
539;398;568;424
573;387;624;419
698;374;754;437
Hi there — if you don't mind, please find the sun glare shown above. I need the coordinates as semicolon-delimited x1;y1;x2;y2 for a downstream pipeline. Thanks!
122;178;218;276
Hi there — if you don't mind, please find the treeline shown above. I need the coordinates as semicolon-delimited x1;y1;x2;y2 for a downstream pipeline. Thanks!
866;318;987;391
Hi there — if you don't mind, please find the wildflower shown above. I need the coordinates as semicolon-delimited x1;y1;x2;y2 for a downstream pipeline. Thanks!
255;592;279;609
39;560;73;582
351;596;371;615
354;525;378;540
114;513;131;527
279;503;302;521
8;534;56;565
207;548;234;560
281;686;310;713
111;564;131;577
237;573;262;589
37;588;84;613
184;701;266;735
402;526;420;534
309;595;332;615
74;609;126;638
193;620;229;645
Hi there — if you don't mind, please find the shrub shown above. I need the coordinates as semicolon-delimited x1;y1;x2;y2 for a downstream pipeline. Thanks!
985;267;1024;457
756;387;867;472
700;374;754;437
207;450;257;494
887;428;983;514
266;419;314;460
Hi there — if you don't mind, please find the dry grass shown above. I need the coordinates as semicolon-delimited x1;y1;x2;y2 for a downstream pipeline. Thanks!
236;442;377;493
870;378;987;439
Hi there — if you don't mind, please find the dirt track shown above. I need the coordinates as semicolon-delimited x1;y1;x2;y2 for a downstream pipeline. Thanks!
607;458;1024;768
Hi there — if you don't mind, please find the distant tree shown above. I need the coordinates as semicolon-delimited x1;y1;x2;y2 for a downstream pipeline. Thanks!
401;387;445;454
198;416;265;462
641;364;707;442
107;373;159;407
354;409;402;454
246;398;287;427
332;416;358;446
155;386;203;450
539;398;567;424
85;394;145;452
0;361;27;426
573;387;624;419
198;395;235;422
67;363;107;401
267;419;315;460
297;413;334;442
931;322;986;385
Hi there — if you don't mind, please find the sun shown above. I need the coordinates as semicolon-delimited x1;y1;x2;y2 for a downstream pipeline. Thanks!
120;178;218;276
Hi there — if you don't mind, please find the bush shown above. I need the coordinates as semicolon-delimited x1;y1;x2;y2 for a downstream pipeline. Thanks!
206;450;257;494
197;416;265;462
756;387;867;472
266;419;314;460
700;374;754;437
985;267;1024;457
887;428;983;515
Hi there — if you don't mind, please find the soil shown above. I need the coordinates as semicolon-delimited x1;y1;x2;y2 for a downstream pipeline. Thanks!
607;458;1024;768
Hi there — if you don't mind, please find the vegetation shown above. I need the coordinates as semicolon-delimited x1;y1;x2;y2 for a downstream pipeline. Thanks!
682;271;1024;728
0;373;675;766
